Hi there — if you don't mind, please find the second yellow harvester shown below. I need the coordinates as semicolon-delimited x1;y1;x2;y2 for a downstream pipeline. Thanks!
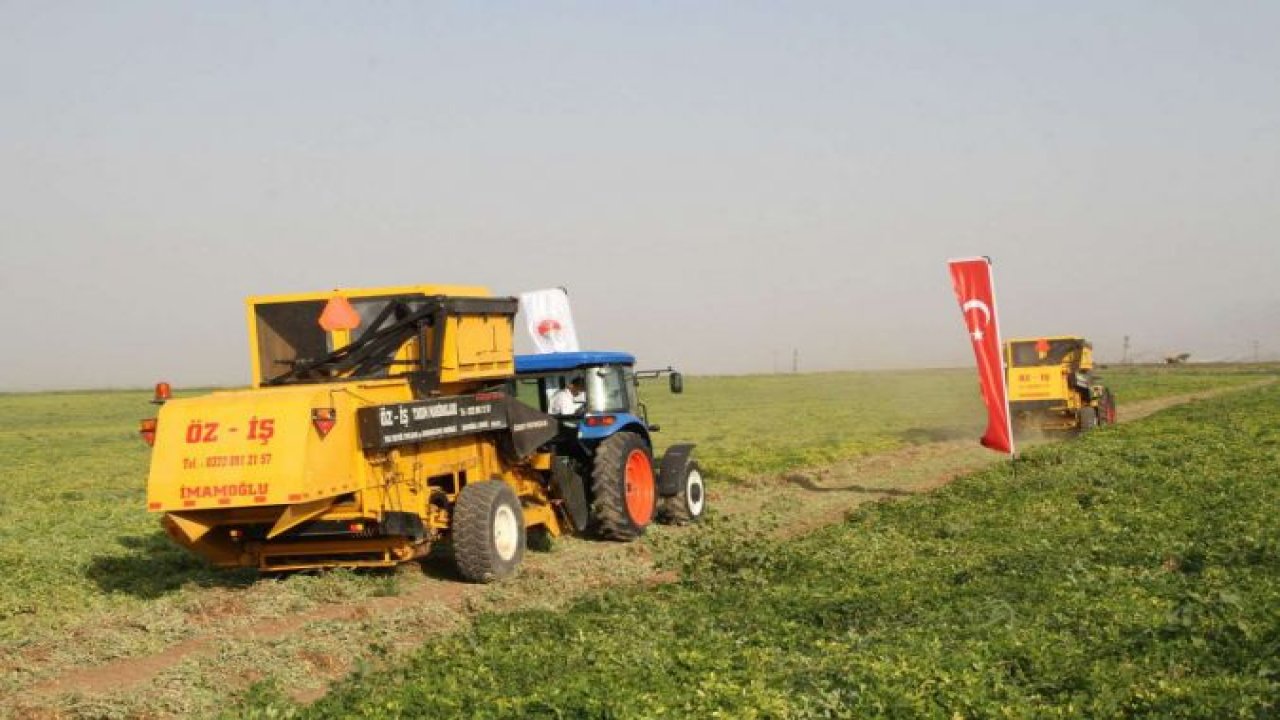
1004;336;1116;435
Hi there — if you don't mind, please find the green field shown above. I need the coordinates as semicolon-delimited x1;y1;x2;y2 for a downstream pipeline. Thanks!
236;376;1280;719
1091;363;1275;404
644;363;1267;480
0;365;1272;717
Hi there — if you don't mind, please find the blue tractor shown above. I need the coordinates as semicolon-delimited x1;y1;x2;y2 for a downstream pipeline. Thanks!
511;351;705;540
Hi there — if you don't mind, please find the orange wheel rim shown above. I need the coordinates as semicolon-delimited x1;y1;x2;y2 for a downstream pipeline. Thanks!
623;449;655;526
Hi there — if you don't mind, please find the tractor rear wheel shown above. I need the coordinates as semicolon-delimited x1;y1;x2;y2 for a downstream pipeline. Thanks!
590;431;656;541
658;461;706;525
453;481;525;583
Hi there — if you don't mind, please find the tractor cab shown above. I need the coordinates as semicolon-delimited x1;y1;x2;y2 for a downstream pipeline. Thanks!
512;351;682;441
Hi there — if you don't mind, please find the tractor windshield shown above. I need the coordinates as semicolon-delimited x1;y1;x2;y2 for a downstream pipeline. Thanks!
1009;339;1085;368
585;366;636;414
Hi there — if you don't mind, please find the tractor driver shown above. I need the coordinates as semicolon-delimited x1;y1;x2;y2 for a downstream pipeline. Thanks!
549;377;585;416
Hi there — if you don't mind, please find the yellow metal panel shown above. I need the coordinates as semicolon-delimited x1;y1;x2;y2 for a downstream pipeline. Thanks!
246;285;491;306
1005;335;1089;344
439;312;515;384
267;497;336;539
1007;366;1067;403
164;512;214;544
1079;344;1094;372
254;537;417;570
162;513;243;566
521;501;561;536
246;299;264;388
146;382;408;513
245;285;493;387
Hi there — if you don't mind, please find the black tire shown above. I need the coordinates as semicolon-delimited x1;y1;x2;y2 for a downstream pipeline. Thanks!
1078;406;1098;433
590;431;657;541
658;461;706;525
452;481;525;583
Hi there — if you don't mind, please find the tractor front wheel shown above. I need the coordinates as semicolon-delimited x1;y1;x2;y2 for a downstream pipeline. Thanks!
453;481;525;583
590;431;657;541
658;461;706;525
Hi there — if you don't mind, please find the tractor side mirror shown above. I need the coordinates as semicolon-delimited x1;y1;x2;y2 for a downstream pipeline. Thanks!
669;372;684;394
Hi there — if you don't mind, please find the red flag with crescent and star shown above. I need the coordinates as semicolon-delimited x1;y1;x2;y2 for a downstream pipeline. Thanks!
948;257;1015;456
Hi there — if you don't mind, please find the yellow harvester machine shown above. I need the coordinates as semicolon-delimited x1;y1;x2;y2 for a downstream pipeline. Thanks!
142;285;580;581
1004;336;1116;435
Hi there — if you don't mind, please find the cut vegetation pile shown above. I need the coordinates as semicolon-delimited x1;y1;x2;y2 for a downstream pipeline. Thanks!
239;380;1280;718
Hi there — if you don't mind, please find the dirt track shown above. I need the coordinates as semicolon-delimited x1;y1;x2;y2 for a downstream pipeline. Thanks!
10;382;1267;718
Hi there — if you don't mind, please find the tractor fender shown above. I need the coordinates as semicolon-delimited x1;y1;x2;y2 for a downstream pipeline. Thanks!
550;454;590;533
656;443;697;497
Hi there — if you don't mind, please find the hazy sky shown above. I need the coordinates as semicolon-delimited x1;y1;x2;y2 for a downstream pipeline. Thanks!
3;1;1278;390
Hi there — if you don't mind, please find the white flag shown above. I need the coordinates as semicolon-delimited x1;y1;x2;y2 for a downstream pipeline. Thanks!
519;287;581;353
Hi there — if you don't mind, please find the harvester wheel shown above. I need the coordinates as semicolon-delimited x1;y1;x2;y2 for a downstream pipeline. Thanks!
453;481;525;583
658;461;706;525
590;431;656;541
1078;406;1098;433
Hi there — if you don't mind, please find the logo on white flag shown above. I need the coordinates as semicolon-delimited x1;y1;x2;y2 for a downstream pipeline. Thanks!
520;288;581;353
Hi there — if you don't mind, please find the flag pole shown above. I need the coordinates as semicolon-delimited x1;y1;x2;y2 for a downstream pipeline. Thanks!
984;255;1017;461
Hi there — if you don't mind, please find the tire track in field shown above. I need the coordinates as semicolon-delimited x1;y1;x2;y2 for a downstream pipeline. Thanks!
11;380;1271;717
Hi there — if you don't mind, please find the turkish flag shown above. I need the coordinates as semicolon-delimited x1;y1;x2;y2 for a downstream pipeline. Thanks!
948;257;1015;456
